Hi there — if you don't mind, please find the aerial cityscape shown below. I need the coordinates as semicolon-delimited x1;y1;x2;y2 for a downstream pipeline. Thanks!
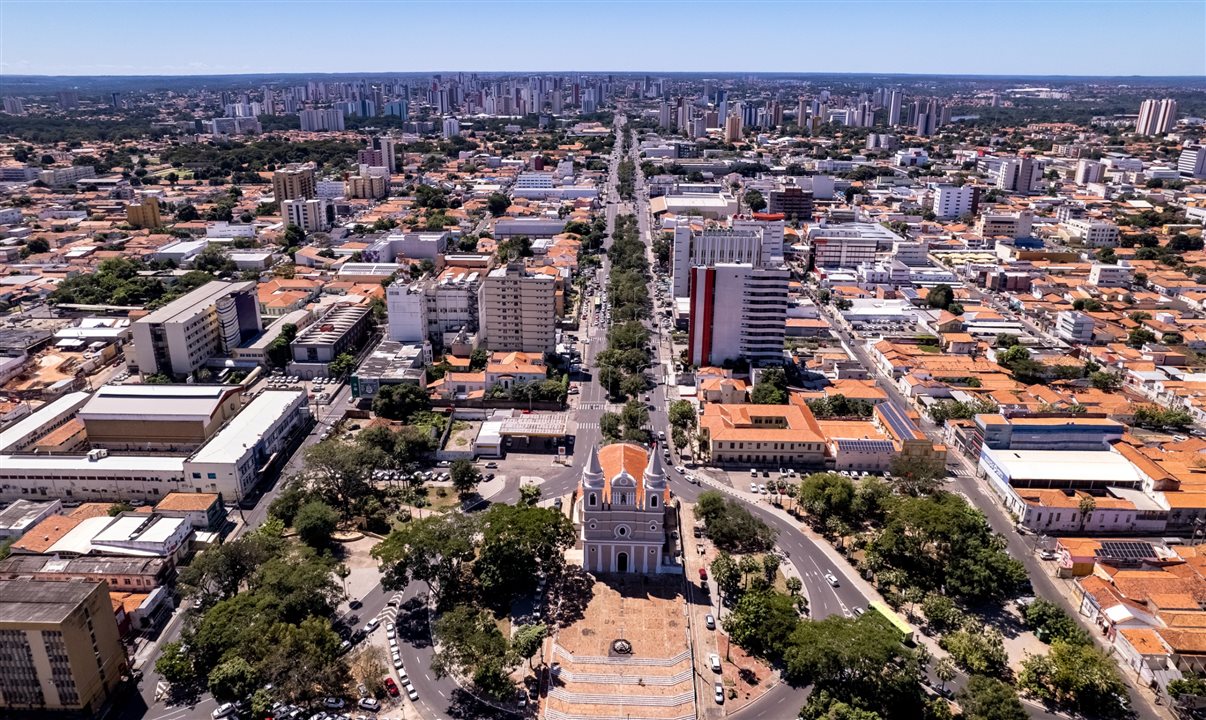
0;3;1205;720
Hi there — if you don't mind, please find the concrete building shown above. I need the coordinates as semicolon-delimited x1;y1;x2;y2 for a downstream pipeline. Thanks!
699;402;826;467
1089;262;1134;287
282;198;332;233
125;197;161;229
442;116;460;138
931;184;980;219
0;501;62;542
130;281;261;378
687;264;788;367
1065;219;1120;248
477;263;556;353
0;579;125;713
671;226;766;298
1136;98;1177;136
271;163;317;202
976;414;1125;452
1178;146;1206;179
767;182;814;221
1056;311;1096;344
1076;159;1105;185
387;268;482;345
298;108;345;132
995;157;1041;195
290;304;371;366
578;444;673;574
976;211;1034;239
78;384;242;452
346;165;388;200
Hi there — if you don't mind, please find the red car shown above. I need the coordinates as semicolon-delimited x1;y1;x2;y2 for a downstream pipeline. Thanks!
698;567;707;581
384;677;400;697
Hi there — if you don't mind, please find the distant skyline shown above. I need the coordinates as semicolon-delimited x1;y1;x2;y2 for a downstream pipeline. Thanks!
1;1;1204;78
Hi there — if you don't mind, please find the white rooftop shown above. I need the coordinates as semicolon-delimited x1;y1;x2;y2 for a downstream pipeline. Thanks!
79;384;238;423
983;448;1144;485
0;392;90;453
188;390;303;465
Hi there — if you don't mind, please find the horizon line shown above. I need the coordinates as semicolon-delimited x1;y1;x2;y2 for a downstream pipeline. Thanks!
4;70;1205;81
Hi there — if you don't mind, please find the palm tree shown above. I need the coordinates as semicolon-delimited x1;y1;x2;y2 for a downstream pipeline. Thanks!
935;657;956;692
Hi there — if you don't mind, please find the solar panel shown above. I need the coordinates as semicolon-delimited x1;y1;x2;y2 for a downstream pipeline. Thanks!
1096;541;1156;562
878;402;917;441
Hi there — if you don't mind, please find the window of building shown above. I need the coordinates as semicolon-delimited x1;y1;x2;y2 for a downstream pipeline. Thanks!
588;492;597;506
617;526;628;537
649;494;658;508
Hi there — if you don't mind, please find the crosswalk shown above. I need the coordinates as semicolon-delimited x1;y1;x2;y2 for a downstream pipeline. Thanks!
577;422;599;430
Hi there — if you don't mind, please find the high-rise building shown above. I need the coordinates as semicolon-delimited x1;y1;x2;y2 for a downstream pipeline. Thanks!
887;90;902;126
1136;98;1177;136
767;182;814;222
282;198;332;233
0;579;126;713
1177;146;1206;179
2;97;24;115
384;100;409;120
996;157;1040;195
931;185;981;219
672;226;768;298
1075;159;1105;185
724;113;742;143
272;163;317;202
687;264;789;367
346;166;389;200
298;108;345;132
477;263;556;353
358;136;397;175
126;196;162;229
130;281;261;378
442;116;461;138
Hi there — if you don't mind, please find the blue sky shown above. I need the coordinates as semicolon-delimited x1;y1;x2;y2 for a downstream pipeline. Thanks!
2;0;1204;77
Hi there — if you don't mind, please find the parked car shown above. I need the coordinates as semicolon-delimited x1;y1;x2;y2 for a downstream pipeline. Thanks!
324;697;346;709
714;682;725;704
698;567;707;581
404;681;419;701
484;461;498;469
358;698;380;711
383;678;399;697
705;614;715;630
212;703;236;719
708;653;721;672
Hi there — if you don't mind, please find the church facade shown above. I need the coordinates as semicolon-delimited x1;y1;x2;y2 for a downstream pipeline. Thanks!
577;442;672;574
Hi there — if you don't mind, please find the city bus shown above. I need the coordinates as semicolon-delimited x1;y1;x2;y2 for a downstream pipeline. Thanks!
868;600;915;644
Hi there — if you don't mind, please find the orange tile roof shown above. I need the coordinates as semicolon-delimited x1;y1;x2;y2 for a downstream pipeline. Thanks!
155;492;219;513
10;515;81;554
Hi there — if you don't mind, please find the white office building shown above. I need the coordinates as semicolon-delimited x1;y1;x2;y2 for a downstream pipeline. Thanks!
671;226;766;298
298;108;345;132
130;281;261;378
1136;98;1177;136
1065;219;1120;248
687;264;789;367
931;184;978;219
282;198;332;233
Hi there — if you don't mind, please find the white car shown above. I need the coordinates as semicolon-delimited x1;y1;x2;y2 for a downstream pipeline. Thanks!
324;697;346;709
404;681;419;701
358;698;381;711
212;703;236;719
674;466;685;474
714;682;725;704
824;572;840;587
386;628;396;639
708;653;721;672
394;657;405;669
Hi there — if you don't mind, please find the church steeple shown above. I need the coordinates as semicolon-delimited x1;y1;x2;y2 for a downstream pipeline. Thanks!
583;444;604;488
644;444;667;489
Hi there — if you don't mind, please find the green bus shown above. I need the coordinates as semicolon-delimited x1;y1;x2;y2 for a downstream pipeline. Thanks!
868;600;914;644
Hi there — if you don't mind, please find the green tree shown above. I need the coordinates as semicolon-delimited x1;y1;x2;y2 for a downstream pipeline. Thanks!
725;589;800;659
743;189;767;212
1090;371;1123;391
510;623;547;670
926;284;955;310
599;411;622;441
1128;327;1156;348
266;323;298;368
1023;598;1091;646
371;382;431;422
208;656;259;703
518;483;542;507
176;204;200;222
751;382;786;405
695;492;777;553
372;514;477;604
327;352;357;379
959;675;1027;720
300;440;381;517
888;454;947;496
786;576;803;596
668;400;696;429
473;504;574;606
449;459;482;497
939;627;1008;675
486;192;511;216
1018;640;1129;718
711;551;742;601
798;472;856;519
920;593;963;634
107;501;134;516
154;641;196;686
293;500;338;548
